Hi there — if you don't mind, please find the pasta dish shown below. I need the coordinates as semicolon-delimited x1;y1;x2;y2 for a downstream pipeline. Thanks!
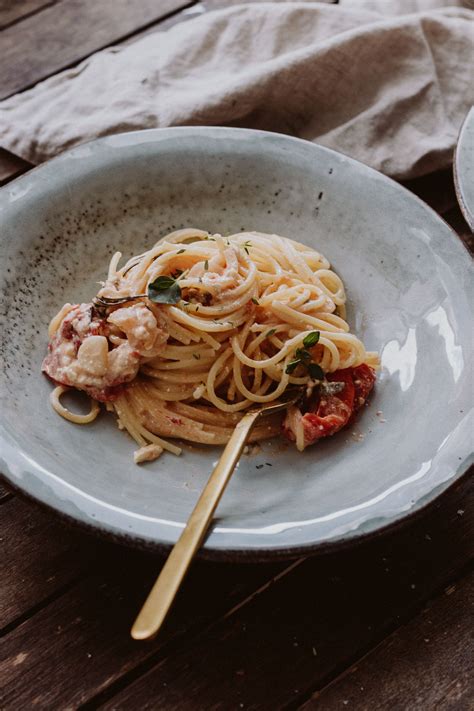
42;229;379;463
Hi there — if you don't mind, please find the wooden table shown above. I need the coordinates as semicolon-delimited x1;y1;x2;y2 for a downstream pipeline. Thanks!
1;3;472;709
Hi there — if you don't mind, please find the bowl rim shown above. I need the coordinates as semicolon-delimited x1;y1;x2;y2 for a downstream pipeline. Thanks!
1;126;472;560
453;106;474;233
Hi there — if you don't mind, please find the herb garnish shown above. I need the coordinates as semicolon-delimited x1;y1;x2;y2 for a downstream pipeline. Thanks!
204;259;209;271
303;331;320;348
285;359;302;375
176;249;186;254
251;297;259;305
295;348;311;362
308;363;324;380
265;328;276;338
243;240;252;254
285;331;323;378
147;275;181;304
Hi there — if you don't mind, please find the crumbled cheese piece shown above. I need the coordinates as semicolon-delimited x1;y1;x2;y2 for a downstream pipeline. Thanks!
193;383;206;399
134;444;163;464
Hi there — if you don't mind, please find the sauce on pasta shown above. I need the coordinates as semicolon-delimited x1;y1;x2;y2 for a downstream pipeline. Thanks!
43;229;379;463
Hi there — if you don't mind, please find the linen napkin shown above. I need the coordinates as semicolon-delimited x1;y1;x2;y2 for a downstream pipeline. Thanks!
0;0;472;179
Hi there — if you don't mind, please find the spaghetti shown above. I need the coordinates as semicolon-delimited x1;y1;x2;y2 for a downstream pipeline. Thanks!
43;229;379;462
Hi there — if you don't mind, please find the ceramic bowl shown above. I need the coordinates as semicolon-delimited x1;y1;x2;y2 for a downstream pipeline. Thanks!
1;128;472;559
454;106;474;232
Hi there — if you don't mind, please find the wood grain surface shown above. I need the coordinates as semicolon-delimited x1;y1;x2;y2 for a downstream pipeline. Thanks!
0;496;288;708
303;573;473;710
0;482;13;503
0;2;472;709
0;0;195;99
96;478;472;710
0;148;33;185
0;478;471;710
0;0;55;30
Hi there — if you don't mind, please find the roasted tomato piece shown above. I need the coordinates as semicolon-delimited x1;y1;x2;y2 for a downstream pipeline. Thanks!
282;365;376;450
351;363;376;411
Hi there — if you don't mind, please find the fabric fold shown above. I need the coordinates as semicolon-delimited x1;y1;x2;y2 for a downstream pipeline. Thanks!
0;1;472;179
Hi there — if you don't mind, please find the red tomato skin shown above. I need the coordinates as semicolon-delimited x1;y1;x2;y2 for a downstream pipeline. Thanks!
351;363;376;411
281;365;376;447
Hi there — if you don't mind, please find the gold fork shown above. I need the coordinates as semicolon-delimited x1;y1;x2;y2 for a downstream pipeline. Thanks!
131;387;302;640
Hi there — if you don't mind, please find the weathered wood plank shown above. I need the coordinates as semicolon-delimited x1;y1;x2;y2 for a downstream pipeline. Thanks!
0;545;290;709
0;497;113;630
0;0;196;99
303;572;474;710
401;168;457;216
100;477;472;711
0;148;33;185
0;481;13;503
124;0;282;43
0;0;55;30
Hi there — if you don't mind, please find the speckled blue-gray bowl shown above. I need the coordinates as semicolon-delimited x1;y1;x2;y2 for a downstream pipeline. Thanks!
454;106;474;232
1;128;472;560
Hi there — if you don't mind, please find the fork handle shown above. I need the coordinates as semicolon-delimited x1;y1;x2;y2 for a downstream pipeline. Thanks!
131;409;260;640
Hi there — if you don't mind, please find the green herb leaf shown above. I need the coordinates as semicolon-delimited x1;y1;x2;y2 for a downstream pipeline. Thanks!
265;328;276;338
308;363;324;380
204;260;209;271
147;275;181;305
303;331;320;348
295;348;311;361
251;297;259;305
285;359;301;375
176;249;186;254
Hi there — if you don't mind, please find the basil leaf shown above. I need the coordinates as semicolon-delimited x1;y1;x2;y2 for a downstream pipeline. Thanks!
303;331;320;348
147;275;182;304
308;363;324;380
285;359;301;375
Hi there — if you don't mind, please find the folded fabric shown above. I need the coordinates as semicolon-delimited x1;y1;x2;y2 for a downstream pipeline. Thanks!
0;0;472;179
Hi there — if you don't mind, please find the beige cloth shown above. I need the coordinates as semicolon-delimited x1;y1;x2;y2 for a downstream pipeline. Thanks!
0;0;472;178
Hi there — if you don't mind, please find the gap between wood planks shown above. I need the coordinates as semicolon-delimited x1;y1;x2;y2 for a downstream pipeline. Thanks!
89;483;472;711
82;479;473;709
0;514;294;709
297;571;474;710
1;476;470;709
0;483;14;504
0;0;198;100
0;0;59;32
